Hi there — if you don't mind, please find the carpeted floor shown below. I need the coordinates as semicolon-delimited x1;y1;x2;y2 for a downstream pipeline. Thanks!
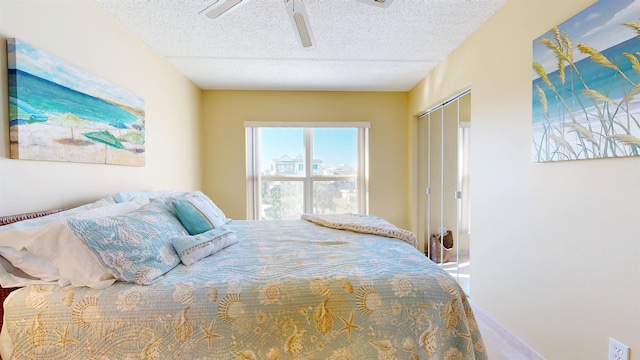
471;302;546;360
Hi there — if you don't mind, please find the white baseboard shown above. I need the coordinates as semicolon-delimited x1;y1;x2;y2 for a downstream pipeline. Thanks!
470;301;546;360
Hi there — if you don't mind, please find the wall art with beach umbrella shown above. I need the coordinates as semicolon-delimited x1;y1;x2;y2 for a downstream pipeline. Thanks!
532;0;640;162
7;38;145;166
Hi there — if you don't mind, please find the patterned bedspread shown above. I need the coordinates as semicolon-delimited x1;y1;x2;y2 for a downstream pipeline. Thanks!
301;213;418;248
1;220;485;360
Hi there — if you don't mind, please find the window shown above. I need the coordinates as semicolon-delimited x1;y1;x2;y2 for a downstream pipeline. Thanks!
276;164;294;173
246;122;369;220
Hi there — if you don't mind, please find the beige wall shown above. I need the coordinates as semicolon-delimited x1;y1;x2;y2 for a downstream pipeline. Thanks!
201;91;410;229
4;0;639;358
410;0;640;359
0;0;202;215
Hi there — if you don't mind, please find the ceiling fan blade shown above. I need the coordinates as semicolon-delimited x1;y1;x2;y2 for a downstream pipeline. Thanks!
285;0;315;49
355;0;394;8
200;0;246;19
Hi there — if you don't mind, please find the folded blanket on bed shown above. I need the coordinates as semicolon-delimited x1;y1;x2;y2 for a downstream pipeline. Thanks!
301;213;418;248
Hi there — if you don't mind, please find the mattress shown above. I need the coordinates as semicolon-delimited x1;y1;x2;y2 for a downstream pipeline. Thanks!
2;219;485;359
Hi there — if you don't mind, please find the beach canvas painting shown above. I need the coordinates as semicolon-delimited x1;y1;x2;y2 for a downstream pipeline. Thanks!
7;38;145;166
532;0;640;162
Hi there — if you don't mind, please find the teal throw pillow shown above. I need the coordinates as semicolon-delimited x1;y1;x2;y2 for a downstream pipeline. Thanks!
171;192;229;235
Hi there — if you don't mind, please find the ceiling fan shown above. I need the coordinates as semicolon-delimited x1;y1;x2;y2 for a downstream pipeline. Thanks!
199;0;394;49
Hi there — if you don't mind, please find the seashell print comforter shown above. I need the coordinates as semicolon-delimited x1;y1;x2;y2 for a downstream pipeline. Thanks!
1;220;486;360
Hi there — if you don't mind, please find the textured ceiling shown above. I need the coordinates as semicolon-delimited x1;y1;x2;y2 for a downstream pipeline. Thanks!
95;0;507;91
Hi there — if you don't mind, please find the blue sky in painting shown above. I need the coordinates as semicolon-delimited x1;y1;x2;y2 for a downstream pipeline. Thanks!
8;39;144;110
533;0;640;74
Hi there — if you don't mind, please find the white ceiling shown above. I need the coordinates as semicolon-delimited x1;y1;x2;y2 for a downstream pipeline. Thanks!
95;0;507;91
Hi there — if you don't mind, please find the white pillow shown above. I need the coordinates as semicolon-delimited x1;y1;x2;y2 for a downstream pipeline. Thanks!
0;246;60;283
0;200;143;289
171;227;239;266
0;256;53;288
113;190;186;203
0;196;115;232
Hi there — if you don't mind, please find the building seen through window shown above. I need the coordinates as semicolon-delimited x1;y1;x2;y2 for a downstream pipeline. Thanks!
246;125;369;220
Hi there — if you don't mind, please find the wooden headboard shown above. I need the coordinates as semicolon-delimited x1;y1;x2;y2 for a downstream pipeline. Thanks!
0;208;68;335
0;208;68;226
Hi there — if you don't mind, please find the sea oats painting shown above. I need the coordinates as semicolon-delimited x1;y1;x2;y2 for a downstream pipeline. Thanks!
7;38;145;166
532;0;640;162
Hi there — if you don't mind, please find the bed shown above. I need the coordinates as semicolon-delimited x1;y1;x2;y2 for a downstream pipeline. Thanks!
0;191;485;360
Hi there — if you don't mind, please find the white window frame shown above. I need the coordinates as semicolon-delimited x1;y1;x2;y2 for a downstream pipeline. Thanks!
245;122;370;220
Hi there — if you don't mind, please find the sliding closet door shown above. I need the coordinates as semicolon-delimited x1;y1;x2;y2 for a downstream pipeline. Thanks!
416;110;429;249
427;107;444;258
418;91;471;296
443;102;459;244
457;93;471;262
